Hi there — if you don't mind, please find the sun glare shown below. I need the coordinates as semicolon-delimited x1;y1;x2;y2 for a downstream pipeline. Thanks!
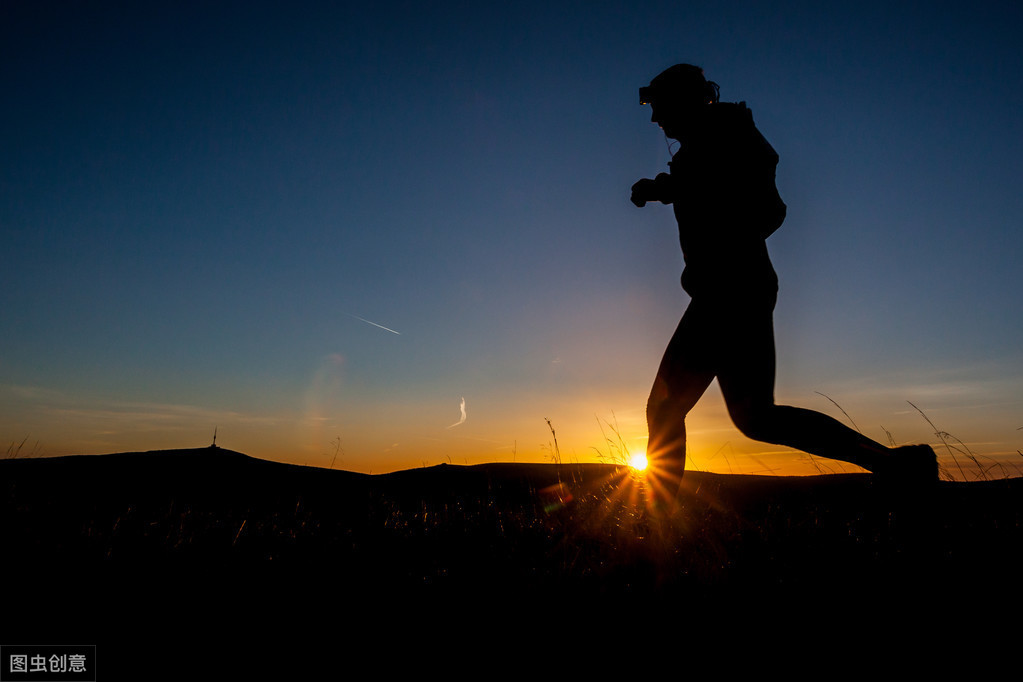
629;452;648;471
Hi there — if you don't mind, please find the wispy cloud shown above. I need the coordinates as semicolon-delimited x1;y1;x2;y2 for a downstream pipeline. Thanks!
2;383;285;451
446;396;467;429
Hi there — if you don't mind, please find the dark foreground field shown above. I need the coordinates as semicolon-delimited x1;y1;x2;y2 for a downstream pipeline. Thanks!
3;447;1022;666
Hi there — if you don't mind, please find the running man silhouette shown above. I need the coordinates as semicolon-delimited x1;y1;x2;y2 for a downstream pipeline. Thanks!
631;64;937;493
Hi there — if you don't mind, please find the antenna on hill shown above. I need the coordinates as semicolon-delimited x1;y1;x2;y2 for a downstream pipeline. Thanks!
210;427;219;449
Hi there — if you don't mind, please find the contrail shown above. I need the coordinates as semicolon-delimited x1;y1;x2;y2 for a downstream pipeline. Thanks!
447;397;467;429
346;313;401;335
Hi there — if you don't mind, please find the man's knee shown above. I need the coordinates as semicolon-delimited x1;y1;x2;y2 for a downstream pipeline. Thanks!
647;376;670;407
729;403;777;442
648;393;694;425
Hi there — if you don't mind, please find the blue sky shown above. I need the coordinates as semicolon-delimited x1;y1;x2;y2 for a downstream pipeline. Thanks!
3;1;1022;476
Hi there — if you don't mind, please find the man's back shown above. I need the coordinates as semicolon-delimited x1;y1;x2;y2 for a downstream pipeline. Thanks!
669;102;785;299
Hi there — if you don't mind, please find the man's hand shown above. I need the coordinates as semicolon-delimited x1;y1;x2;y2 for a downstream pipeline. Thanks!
630;173;671;207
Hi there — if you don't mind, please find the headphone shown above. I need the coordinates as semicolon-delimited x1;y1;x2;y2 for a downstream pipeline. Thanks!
639;64;721;106
639;79;719;106
705;80;721;104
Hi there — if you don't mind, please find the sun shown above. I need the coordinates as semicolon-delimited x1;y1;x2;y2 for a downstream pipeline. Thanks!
628;452;648;471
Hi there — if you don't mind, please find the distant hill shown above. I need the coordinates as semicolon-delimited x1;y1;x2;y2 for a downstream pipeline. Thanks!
4;447;1022;651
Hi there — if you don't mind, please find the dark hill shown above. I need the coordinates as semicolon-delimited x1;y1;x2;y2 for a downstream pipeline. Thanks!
4;448;1022;656
5;448;1022;581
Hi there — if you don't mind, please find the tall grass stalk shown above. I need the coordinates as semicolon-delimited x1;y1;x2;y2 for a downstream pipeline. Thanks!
543;417;562;465
6;437;29;459
6;437;39;459
328;436;343;470
816;391;862;433
906;401;993;481
591;412;632;468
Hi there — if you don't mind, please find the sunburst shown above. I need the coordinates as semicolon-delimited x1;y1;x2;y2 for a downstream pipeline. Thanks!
628;451;648;471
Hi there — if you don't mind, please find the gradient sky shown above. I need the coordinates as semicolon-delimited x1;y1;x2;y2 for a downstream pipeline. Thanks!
3;1;1022;477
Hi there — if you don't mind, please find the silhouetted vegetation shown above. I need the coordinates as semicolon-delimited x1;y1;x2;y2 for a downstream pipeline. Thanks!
4;449;1021;596
5;446;1021;672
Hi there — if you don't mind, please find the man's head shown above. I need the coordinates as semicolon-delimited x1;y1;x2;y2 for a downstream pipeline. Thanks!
640;64;719;139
